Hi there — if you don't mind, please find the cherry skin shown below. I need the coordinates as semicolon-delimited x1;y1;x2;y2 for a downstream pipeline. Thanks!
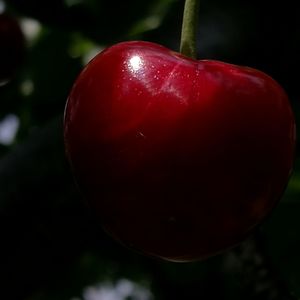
64;41;295;262
0;13;25;84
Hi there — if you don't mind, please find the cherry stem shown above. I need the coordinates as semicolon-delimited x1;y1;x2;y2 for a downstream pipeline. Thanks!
180;0;200;59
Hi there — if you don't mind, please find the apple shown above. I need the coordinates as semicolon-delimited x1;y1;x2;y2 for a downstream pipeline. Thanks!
0;13;25;83
64;41;295;262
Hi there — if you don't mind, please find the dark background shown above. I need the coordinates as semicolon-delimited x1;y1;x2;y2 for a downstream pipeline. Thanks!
0;0;300;299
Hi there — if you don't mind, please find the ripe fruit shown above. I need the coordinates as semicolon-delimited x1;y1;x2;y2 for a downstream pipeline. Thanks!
64;41;295;262
0;13;25;83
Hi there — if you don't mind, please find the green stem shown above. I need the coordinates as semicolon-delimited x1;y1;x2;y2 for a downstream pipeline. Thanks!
180;0;200;59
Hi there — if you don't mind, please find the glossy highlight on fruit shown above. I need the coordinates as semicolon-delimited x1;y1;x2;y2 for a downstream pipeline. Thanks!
64;41;295;262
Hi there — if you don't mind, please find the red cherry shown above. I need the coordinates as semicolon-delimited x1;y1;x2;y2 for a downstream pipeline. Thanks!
0;13;25;84
64;41;295;262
